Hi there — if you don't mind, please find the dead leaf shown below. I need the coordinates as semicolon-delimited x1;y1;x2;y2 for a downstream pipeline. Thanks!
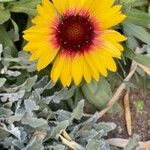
124;88;132;136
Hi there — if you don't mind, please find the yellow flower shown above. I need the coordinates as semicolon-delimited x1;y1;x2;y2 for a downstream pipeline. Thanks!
23;0;127;87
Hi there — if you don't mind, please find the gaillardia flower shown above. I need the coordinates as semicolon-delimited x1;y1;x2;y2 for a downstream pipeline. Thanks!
23;0;127;87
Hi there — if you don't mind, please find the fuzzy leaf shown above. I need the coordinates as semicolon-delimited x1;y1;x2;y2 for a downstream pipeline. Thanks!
87;139;110;150
0;78;6;87
71;99;84;121
0;107;13;117
81;78;112;109
21;115;48;128
124;135;139;150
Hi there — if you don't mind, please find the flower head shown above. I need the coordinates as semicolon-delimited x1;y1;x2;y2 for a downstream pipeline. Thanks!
23;0;127;87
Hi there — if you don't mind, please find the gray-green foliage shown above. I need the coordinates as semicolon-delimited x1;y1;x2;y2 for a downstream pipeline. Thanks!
0;45;116;149
0;45;140;149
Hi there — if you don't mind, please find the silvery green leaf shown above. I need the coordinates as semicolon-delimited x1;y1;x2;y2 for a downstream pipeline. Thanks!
45;80;55;90
52;89;70;103
21;115;48;128
55;109;71;122
94;122;116;136
8;112;25;124
44;88;71;104
5;70;21;77
56;110;71;122
53;87;75;103
70;99;84;121
124;135;139;150
46;144;66;150
8;100;26;123
0;78;6;87
24;99;39;115
63;86;75;99
34;80;55;95
0;126;10;141
18;76;38;92
0;124;21;140
86;139;110;150
48;120;69;139
18;51;30;63
17;51;36;72
0;66;7;74
78;129;102;144
0;90;25;103
3;46;13;58
12;140;25;149
3;137;15;149
34;76;48;89
23;136;44;150
0;107;13;117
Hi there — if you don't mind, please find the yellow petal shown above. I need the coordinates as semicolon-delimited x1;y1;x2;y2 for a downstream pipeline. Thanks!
84;0;114;17
37;48;58;71
42;0;55;12
69;0;86;12
50;53;65;83
60;55;72;87
90;50;108;77
53;0;86;15
23;41;50;53
101;30;127;42
101;13;126;29
84;52;99;81
71;53;83;85
23;33;49;42
23;43;36;52
100;52;117;72
32;16;50;26
37;1;56;20
29;46;50;61
32;1;56;26
29;50;43;61
111;42;124;52
23;26;49;34
53;0;69;14
83;57;92;83
101;41;122;58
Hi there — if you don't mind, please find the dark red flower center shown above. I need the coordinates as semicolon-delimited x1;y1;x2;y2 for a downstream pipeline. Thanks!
56;15;95;53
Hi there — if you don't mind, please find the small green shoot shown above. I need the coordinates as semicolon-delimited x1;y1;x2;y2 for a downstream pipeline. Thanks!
134;99;144;113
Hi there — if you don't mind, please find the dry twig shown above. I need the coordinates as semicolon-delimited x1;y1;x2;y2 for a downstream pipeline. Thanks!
96;62;138;118
138;64;150;76
58;130;85;150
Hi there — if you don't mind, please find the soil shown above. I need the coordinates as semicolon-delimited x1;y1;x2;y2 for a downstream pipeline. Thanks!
102;89;150;141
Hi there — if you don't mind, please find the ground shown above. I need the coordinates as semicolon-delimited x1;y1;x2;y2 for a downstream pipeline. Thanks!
102;89;150;141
